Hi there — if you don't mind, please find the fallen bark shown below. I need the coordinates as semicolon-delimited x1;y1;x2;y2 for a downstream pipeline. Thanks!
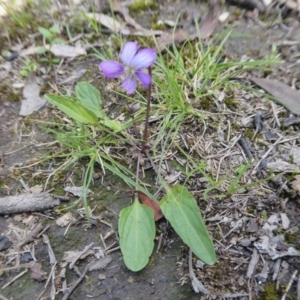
0;193;60;215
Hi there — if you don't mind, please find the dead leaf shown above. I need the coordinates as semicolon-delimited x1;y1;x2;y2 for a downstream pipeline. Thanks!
56;212;75;227
267;160;300;173
291;175;300;193
112;0;162;36
30;262;46;281
50;44;86;58
200;0;220;39
246;219;259;232
280;213;290;229
254;235;300;260
250;78;300;115
20;45;48;57
291;147;300;167
62;251;77;262
30;185;43;194
112;0;144;31
155;30;194;53
64;186;92;197
85;13;130;35
58;68;87;85
19;75;46;116
136;191;163;221
165;170;181;184
89;255;112;271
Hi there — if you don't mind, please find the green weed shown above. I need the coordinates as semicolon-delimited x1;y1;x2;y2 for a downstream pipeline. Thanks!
20;58;38;77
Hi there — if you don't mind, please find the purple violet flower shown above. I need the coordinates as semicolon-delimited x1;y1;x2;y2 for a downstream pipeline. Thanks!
99;41;156;94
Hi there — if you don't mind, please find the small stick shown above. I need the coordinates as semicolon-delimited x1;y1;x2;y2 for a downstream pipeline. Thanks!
33;212;54;220
1;269;28;289
43;234;57;264
19;178;31;192
254;114;262;133
156;233;163;253
69;243;94;269
282;270;298;300
297;274;300;300
52;194;69;201
100;219;112;227
272;258;281;281
271;102;281;127
222;293;249;298
238;137;253;160
247;248;259;278
72;266;82;277
18;224;44;248
252;135;283;172
104;241;116;252
188;249;210;294
3;262;35;271
37;225;51;238
0;293;9;300
105;246;120;255
62;264;90;300
100;234;107;249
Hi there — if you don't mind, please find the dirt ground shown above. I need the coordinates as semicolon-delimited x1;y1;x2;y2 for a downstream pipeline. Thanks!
1;0;300;299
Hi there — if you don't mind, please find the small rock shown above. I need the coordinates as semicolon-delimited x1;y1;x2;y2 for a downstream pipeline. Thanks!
98;274;106;280
219;11;230;22
195;260;204;269
280;213;290;229
14;214;23;222
240;239;251;247
267;214;279;225
281;260;289;269
21;251;34;263
0;235;12;251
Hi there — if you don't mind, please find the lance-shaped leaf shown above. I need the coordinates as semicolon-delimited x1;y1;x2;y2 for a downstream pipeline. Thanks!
45;94;98;124
119;196;155;271
75;81;105;118
250;78;300;115
160;184;216;265
100;118;123;132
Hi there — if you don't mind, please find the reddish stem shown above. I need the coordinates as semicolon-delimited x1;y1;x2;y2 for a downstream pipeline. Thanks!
141;66;152;152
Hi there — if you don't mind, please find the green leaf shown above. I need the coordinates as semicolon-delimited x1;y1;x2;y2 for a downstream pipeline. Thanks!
100;118;123;132
36;47;48;54
160;184;216;265
45;94;98;125
38;27;52;39
50;23;60;34
75;81;103;117
119;197;156;271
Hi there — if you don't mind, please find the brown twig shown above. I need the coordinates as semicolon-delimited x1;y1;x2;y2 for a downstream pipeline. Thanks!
141;66;152;153
62;263;90;300
69;243;94;270
18;224;44;248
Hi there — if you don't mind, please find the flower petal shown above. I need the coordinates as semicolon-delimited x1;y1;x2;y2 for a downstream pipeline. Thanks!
99;60;124;78
130;48;156;70
136;71;151;89
122;76;137;94
120;41;138;66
